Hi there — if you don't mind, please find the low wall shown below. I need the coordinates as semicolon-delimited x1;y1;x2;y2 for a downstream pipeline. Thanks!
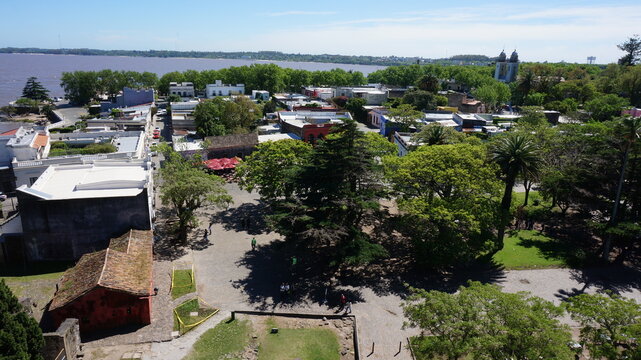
231;310;360;360
42;318;81;360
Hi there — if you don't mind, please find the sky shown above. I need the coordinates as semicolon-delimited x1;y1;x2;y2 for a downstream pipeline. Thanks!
1;0;639;64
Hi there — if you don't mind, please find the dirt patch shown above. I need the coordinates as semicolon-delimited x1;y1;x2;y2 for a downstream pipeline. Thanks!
4;277;60;322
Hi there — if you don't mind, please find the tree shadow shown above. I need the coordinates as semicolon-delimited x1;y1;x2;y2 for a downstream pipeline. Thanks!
554;266;641;301
153;207;215;261
209;201;271;236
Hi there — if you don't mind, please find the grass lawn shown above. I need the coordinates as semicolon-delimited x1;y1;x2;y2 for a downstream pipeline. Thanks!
185;318;252;360
174;298;218;334
171;269;196;299
258;326;340;360
511;190;549;208
493;230;568;269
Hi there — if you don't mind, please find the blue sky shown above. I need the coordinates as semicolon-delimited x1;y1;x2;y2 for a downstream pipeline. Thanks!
2;0;639;63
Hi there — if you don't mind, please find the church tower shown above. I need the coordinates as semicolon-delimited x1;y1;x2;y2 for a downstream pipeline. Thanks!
494;50;519;83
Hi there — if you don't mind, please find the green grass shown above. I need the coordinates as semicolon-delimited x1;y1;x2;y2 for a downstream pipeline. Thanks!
174;298;217;334
493;230;567;269
171;269;196;299
511;190;550;208
258;327;340;360
185;318;252;360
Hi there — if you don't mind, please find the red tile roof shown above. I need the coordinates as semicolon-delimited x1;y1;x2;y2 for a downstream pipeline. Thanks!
0;128;19;136
50;230;153;310
31;134;49;149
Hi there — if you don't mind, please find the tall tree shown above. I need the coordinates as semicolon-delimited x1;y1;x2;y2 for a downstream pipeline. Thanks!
490;133;542;249
603;117;641;261
237;139;313;203
160;147;231;242
60;71;99;105
404;281;573;360
384;143;501;266
387;104;423;132
0;280;44;360
618;34;641;66
21;77;49;101
269;119;387;265
412;123;464;146
565;291;641;359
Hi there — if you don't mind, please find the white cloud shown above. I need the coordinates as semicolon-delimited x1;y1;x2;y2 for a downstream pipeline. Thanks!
234;4;641;63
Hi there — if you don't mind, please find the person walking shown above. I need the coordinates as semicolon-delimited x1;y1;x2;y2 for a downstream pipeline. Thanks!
344;301;352;314
251;237;257;251
339;293;347;311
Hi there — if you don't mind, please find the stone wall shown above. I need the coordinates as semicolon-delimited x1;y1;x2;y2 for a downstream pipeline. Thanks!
42;318;81;360
17;189;152;261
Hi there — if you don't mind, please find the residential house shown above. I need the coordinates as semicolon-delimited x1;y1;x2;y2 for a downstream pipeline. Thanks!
278;111;351;143
334;86;388;105
206;80;245;98
48;229;153;333
205;133;259;159
170;101;199;131
100;87;154;112
169;82;195;98
86;104;153;131
16;160;154;261
302;87;334;100
251;90;270;101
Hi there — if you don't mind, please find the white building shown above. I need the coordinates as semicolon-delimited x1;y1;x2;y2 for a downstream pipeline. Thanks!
171;101;199;131
334;86;388;105
206;80;245;98
251;90;270;101
169;82;195;98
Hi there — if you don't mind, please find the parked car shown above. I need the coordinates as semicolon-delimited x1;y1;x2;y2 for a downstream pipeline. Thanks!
153;133;160;139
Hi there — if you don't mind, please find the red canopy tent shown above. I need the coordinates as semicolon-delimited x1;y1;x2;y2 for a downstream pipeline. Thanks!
204;157;240;171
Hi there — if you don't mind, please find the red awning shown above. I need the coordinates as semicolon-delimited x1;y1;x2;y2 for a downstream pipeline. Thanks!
204;157;240;170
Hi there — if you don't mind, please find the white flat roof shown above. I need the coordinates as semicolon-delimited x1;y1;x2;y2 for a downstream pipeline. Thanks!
258;133;301;143
18;162;149;200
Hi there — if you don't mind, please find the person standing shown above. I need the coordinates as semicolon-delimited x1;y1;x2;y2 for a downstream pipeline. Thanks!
251;237;257;250
344;301;352;314
339;293;346;311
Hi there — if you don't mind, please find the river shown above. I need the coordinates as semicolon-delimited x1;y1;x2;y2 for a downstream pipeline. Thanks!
0;53;386;106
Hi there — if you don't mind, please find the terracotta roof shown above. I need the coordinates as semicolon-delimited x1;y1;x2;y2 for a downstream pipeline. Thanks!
31;134;49;149
205;133;258;149
50;230;153;310
0;128;19;136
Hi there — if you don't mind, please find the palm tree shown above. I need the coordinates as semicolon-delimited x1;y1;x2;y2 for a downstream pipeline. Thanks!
491;133;542;249
602;117;641;261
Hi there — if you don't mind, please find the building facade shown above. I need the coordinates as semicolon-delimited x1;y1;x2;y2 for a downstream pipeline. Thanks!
169;82;195;98
16;161;153;261
278;111;351;143
494;50;519;83
206;80;245;98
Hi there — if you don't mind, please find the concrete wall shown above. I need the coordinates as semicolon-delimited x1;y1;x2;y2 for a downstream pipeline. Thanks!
17;189;152;261
42;318;81;360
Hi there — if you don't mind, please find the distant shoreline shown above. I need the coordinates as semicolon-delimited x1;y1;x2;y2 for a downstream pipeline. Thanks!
0;47;493;67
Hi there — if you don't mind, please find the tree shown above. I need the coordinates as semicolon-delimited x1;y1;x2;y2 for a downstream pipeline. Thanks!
415;74;439;92
269;119;388;265
412;123;464;146
618;34;641;66
236;139;313;203
0;280;44;360
194;97;259;137
345;98;367;122
60;71;99;105
21;77;49;101
359;132;397;159
384;144;501;266
490;133;542;249
518;106;548;127
621;65;641;107
603;117;641;261
401;89;438;111
387;104;423;132
565;291;641;359
160;149;231;242
167;94;182;103
585;94;630;122
473;82;510;111
404;281;573;360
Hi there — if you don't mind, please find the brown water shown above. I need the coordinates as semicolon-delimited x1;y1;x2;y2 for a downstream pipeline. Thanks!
0;53;386;105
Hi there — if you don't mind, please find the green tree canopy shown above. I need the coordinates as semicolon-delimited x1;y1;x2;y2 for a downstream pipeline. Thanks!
565;291;641;359
404;281;573;360
0;280;44;360
585;94;630;122
269;119;388;265
384;143;501;266
387;104;423;132
194;97;260;137
411;123;464;146
21;77;49;101
236;139;313;202
160;148;232;241
618;34;641;66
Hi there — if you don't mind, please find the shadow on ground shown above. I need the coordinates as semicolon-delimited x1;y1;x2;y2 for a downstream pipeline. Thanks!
554;265;641;301
153;207;214;261
209;202;271;236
